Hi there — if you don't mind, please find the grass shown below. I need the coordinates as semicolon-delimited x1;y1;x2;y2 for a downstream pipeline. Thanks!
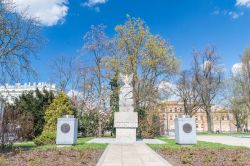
197;132;250;136
149;136;249;150
13;137;107;151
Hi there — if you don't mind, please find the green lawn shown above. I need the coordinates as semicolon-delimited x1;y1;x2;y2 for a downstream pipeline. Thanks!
149;137;248;149
13;137;107;151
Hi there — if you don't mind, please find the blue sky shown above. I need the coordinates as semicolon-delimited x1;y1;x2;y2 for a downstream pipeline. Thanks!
11;0;250;82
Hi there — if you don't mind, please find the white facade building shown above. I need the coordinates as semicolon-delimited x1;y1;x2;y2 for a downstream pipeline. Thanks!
0;82;57;104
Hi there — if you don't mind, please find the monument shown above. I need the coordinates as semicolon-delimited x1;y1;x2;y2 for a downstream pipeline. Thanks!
114;74;138;143
56;115;78;145
174;115;197;144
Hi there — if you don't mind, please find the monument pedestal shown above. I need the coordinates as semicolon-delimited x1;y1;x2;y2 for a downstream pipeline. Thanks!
174;115;197;145
114;112;138;143
56;115;78;145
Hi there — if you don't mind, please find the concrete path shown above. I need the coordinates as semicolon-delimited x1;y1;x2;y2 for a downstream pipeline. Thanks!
197;135;250;148
87;138;166;144
96;143;171;166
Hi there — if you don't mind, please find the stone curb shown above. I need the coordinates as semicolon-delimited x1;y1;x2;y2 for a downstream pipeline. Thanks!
143;144;172;166
96;144;111;166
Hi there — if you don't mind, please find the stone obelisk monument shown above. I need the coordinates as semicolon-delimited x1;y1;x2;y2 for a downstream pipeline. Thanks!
114;74;138;143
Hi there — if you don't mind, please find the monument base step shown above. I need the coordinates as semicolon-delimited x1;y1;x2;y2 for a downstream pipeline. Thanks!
116;128;137;143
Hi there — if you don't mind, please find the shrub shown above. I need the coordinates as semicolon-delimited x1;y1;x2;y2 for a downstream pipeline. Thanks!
79;110;99;137
34;92;76;146
16;111;34;140
180;153;193;164
43;92;76;132
79;109;111;137
33;131;56;146
0;155;7;165
139;110;161;138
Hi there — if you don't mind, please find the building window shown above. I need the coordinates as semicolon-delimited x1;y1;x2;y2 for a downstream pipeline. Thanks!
170;108;172;113
200;116;203;120
170;116;172;120
201;124;204;128
222;116;224;121
196;124;199;128
175;107;177;112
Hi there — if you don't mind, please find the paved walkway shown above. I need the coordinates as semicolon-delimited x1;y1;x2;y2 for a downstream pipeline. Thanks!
87;138;165;144
96;143;171;166
197;135;250;148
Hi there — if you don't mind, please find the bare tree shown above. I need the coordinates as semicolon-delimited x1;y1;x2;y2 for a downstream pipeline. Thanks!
0;1;43;83
173;70;200;116
50;55;81;92
77;66;98;112
83;24;109;137
224;75;249;132
241;48;250;130
193;46;223;133
0;103;19;150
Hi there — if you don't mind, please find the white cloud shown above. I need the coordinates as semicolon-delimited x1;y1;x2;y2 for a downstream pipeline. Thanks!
236;0;250;7
67;90;84;99
212;9;244;19
82;0;108;7
212;9;220;15
6;0;69;26
81;0;108;12
158;81;179;101
94;7;101;12
228;11;244;19
232;63;243;76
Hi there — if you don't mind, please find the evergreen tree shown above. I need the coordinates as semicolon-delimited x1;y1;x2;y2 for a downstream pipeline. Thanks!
15;89;55;138
43;92;76;132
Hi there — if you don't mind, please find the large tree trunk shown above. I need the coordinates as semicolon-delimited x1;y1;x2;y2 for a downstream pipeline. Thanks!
97;63;102;138
236;121;243;133
206;108;214;133
236;125;242;132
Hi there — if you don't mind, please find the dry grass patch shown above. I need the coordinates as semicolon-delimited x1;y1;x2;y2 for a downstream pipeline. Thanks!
156;148;250;166
3;149;103;166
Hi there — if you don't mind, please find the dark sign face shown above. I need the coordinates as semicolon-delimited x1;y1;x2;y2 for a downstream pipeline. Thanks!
61;123;70;133
183;123;192;133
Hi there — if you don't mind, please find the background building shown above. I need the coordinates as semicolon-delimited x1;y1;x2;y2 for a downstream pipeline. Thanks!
0;82;57;104
158;101;237;135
